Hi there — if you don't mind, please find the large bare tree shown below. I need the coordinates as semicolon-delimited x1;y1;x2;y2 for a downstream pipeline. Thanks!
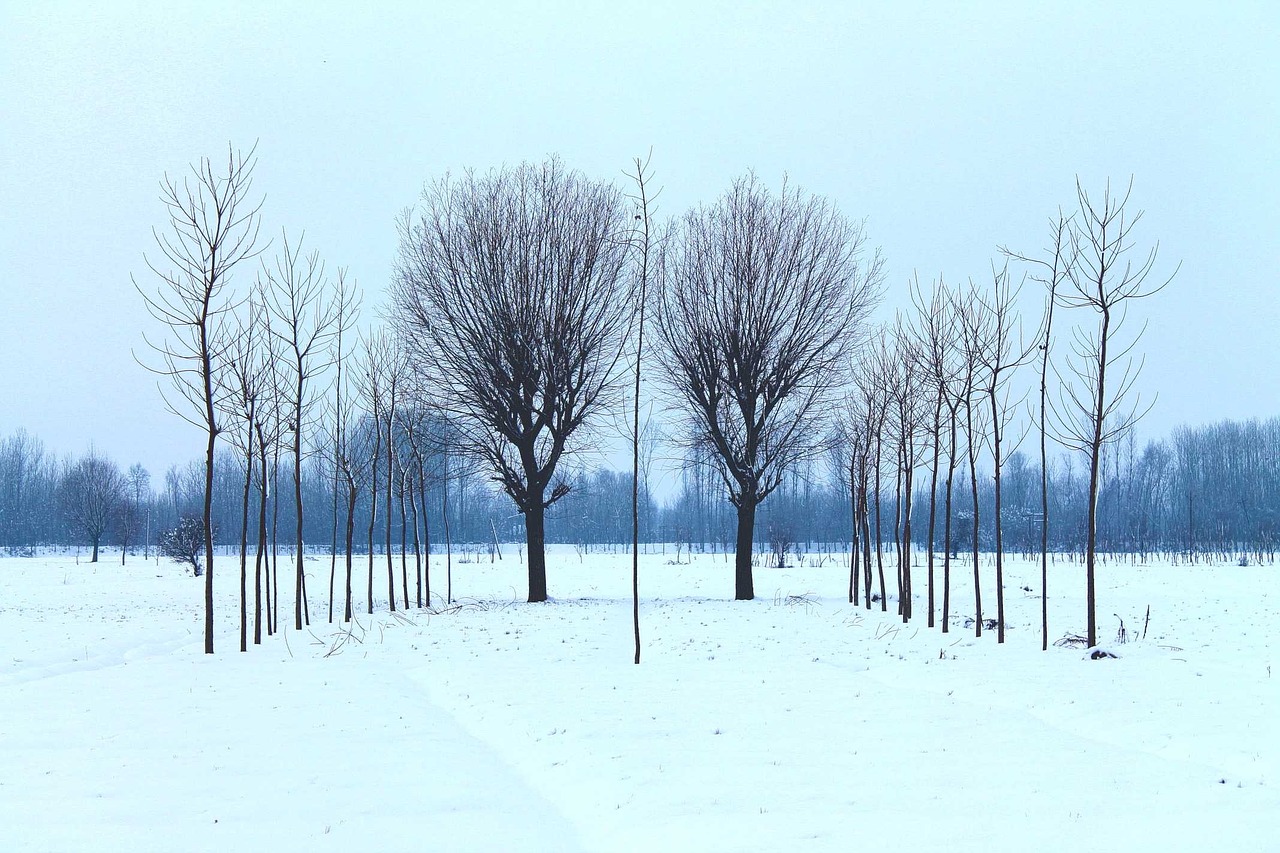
136;143;265;654
653;174;882;600
392;158;633;603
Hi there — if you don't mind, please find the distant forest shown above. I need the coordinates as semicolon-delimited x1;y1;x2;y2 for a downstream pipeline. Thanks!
3;416;1276;565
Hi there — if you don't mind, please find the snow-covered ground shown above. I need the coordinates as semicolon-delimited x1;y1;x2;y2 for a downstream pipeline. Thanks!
2;546;1275;851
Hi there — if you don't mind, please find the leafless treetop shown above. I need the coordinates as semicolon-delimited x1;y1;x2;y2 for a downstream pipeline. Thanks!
392;157;633;513
654;173;883;505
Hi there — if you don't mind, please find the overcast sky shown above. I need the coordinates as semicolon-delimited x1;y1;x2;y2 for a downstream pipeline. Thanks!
2;1;1276;486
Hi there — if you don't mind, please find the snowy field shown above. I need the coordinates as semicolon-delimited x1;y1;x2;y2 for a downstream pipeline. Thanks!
1;546;1276;852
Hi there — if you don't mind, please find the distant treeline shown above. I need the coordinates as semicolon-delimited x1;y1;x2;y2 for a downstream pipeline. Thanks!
2;416;1276;564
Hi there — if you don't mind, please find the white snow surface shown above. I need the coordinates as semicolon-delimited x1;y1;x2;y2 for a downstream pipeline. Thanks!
1;547;1276;851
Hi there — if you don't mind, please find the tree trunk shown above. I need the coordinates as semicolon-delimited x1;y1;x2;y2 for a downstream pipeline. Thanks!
420;458;431;607
408;467;422;608
239;449;252;653
525;502;548;602
1085;306;1111;647
873;443;886;611
733;498;756;601
926;392;943;628
442;464;452;604
942;408;958;634
893;460;903;616
271;451;280;634
254;443;267;645
399;471;410;610
1040;342;1051;652
990;391;1006;644
329;453;338;624
294;406;306;631
966;399;982;637
345;478;357;623
385;416;396;613
367;420;381;615
848;457;858;604
203;425;215;654
860;468;873;609
901;452;914;623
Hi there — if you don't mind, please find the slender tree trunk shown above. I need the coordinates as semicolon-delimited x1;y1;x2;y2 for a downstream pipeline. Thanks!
990;391;1006;644
385;415;396;613
873;439;886;611
1085;306;1111;647
443;465;453;604
893;458;903;616
942;407;958;634
409;466;422;608
254;440;268;645
399;469;410;610
329;475;338;624
926;392;943;628
239;448;252;653
965;397;982;637
344;477;356;623
902;445;914;623
629;158;651;665
1040;339;1051;652
271;450;280;634
420;457;431;607
202;409;216;653
294;390;306;631
848;457;858;604
860;463;873;609
367;420;381;615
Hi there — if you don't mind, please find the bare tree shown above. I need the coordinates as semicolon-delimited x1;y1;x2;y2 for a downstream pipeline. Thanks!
955;292;990;636
886;318;929;622
263;233;350;632
356;331;390;614
136;143;266;654
218;299;267;652
251;323;286;642
381;338;410;612
323;376;371;623
324;271;360;622
653;174;882;600
625;152;657;663
393;157;633;603
120;463;151;564
58;451;124;563
396;400;431;609
971;264;1037;643
909;275;959;628
1002;211;1074;650
856;331;895;611
1055;178;1175;647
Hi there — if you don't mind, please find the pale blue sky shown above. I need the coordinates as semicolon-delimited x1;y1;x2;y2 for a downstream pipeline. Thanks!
2;1;1276;482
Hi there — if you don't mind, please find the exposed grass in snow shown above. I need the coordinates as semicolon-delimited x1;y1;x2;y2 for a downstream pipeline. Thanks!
1;547;1276;851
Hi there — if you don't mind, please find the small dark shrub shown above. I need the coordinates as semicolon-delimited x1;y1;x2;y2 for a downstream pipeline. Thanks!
160;515;209;576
